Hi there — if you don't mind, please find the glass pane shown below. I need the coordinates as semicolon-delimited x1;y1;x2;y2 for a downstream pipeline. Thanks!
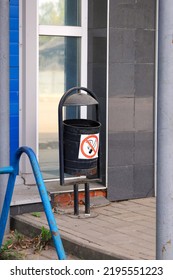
39;35;81;179
39;0;81;26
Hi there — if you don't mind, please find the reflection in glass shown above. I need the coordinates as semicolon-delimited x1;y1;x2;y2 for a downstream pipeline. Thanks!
39;0;81;26
39;36;80;179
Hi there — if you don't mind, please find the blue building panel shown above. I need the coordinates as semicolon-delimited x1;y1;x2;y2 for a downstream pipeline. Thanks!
10;56;19;67
10;31;19;43
10;102;19;116
10;5;19;18
10;0;19;164
10;0;19;5
10;43;19;55
10;79;19;92
10;90;18;101
10;116;19;130
10;18;19;30
10;68;19;80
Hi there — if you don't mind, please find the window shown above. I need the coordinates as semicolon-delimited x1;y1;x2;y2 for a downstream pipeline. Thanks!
39;0;81;26
20;0;87;179
38;35;81;179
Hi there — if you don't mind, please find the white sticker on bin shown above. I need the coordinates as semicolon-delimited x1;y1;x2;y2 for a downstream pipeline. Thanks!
78;133;99;159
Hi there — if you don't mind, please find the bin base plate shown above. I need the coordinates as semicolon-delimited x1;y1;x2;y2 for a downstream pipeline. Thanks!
67;211;98;219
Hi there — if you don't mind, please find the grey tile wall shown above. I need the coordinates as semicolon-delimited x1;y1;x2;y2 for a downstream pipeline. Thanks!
107;0;156;201
88;0;107;28
135;29;155;63
135;64;155;97
134;132;154;165
88;0;156;200
109;63;135;97
134;165;154;197
108;132;134;166
109;29;135;63
108;97;134;132
108;166;134;200
109;0;155;29
88;0;107;184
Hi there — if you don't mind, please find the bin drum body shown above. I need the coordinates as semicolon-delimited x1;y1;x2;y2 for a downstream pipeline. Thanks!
63;119;101;176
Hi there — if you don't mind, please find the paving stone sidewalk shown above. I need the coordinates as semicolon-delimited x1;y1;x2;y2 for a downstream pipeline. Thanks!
10;197;156;260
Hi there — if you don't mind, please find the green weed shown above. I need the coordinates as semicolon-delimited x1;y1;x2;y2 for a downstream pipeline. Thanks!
34;226;52;252
31;212;41;218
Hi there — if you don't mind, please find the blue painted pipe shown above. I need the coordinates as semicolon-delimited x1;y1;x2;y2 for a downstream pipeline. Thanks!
0;166;14;174
0;168;17;247
0;146;66;260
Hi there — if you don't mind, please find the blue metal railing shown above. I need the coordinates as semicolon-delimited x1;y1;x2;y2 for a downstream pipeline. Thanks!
0;146;66;260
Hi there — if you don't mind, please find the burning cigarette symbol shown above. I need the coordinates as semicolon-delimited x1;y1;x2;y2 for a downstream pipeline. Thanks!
87;139;96;154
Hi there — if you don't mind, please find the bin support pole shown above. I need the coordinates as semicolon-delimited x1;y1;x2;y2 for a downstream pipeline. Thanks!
85;183;90;215
73;184;79;215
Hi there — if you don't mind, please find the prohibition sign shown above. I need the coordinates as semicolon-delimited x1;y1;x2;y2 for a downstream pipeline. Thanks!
78;134;99;159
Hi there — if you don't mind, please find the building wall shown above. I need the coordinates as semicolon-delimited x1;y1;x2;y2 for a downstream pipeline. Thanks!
107;0;156;200
88;0;107;184
10;0;156;201
10;0;19;163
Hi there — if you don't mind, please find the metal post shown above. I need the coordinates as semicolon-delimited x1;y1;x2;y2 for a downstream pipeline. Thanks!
85;183;90;215
157;0;173;259
0;147;66;260
0;0;9;232
73;184;79;215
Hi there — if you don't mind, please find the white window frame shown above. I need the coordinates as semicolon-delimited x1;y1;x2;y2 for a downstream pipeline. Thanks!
19;0;88;174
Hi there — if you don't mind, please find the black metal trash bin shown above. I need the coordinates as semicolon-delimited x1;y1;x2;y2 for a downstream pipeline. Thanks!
58;86;101;186
63;119;101;176
58;87;102;215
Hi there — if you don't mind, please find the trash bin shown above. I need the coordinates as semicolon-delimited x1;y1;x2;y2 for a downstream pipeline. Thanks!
58;86;101;186
63;118;101;176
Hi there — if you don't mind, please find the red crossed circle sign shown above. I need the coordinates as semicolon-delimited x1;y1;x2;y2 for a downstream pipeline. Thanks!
80;135;99;159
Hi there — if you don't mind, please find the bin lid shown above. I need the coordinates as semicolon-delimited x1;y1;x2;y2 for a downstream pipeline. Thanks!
64;92;98;106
